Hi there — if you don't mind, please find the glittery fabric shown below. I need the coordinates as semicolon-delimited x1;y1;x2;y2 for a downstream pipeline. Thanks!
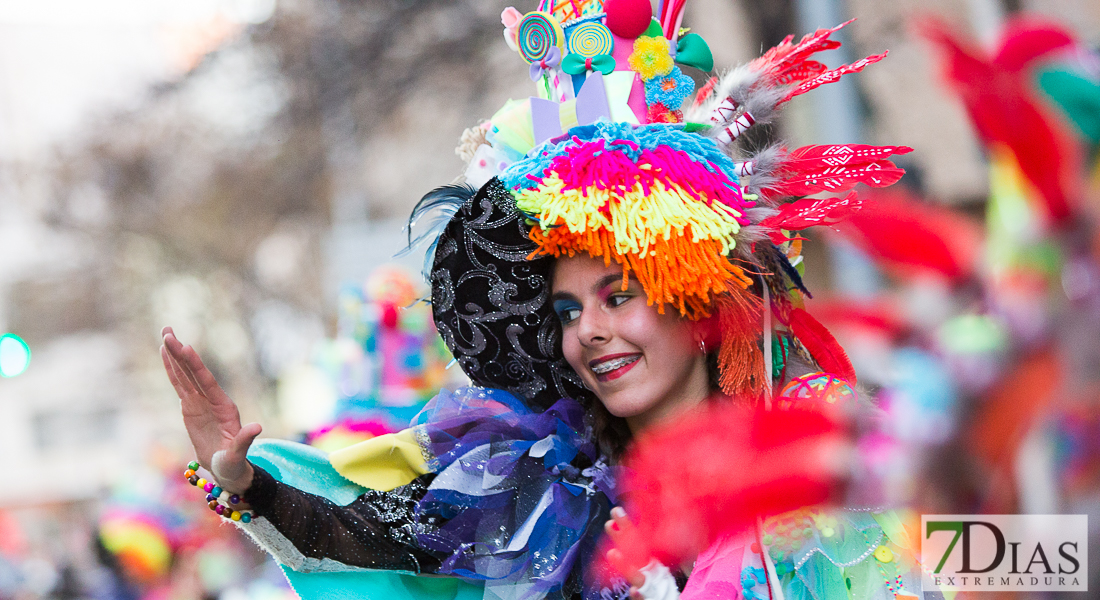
429;178;595;411
240;387;625;600
245;466;446;573
415;424;443;473
760;508;929;600
413;387;620;600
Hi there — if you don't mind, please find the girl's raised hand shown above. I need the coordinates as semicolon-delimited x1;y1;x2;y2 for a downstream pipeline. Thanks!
161;326;259;494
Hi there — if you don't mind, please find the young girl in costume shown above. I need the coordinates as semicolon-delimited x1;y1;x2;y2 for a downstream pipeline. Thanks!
162;3;930;599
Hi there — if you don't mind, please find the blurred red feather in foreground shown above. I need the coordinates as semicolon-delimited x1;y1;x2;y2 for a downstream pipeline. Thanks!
836;188;983;282
597;404;846;576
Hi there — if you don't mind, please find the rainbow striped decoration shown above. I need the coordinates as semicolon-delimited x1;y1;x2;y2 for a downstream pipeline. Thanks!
506;123;755;318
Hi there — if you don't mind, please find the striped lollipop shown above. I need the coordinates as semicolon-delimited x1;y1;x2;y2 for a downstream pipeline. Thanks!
567;21;614;58
517;11;564;64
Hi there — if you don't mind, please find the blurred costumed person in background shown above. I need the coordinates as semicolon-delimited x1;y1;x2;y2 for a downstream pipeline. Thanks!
160;1;933;598
915;11;1100;574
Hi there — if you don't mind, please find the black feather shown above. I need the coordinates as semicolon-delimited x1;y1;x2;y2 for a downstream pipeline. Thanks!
397;183;477;280
769;244;812;298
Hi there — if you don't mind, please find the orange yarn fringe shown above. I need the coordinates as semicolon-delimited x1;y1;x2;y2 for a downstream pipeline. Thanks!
530;226;753;318
715;286;766;399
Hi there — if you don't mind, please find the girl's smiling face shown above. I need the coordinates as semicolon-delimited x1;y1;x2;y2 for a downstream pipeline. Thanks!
551;254;710;433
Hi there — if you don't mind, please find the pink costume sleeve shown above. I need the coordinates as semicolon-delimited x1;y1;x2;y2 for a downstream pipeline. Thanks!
681;533;766;600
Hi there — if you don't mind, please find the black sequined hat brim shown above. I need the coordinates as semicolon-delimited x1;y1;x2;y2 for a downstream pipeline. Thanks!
430;177;594;411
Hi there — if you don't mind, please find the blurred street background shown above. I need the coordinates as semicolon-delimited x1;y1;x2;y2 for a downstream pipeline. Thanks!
0;0;1099;598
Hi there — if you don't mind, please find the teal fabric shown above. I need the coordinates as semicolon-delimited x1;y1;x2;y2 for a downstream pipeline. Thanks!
1036;68;1100;146
248;439;368;505
246;439;486;600
279;567;486;600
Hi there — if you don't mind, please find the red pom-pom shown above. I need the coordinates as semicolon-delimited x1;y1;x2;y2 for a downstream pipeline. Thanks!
604;0;652;39
381;304;399;329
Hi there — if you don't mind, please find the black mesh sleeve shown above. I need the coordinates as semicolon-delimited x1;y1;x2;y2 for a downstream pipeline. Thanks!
243;463;445;573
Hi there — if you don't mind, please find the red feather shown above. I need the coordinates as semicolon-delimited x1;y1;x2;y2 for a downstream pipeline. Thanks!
765;159;906;198
803;298;907;338
602;404;844;572
707;21;885;134
993;17;1074;72
758;191;863;244
762;144;912;199
749;20;851;86
780;51;888;104
837;188;983;281
787;308;857;384
919;17;1081;223
784;144;913;167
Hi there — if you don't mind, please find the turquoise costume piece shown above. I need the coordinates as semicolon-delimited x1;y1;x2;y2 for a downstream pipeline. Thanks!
245;440;484;600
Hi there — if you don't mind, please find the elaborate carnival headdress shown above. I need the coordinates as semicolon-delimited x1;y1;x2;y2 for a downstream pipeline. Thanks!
413;0;911;407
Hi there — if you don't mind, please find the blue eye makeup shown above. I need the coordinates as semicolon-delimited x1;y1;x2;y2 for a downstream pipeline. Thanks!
553;299;582;325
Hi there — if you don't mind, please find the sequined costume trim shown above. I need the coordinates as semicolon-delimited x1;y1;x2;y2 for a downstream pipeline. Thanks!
242;465;445;575
236;517;420;575
413;424;442;473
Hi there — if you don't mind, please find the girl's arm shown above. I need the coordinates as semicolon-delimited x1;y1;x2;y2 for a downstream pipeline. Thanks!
161;327;443;573
242;464;443;572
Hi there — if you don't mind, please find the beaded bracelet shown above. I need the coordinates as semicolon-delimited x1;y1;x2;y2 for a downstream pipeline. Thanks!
184;461;254;523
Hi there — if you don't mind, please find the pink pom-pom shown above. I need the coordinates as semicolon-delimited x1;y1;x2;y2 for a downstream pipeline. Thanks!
604;0;652;39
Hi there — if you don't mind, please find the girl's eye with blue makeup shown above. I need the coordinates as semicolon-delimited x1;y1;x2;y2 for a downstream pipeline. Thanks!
553;299;582;325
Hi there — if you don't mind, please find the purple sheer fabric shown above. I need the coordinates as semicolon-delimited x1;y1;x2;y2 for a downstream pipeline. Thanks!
413;387;621;600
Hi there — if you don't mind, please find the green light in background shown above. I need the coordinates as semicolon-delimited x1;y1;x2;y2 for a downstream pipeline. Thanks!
0;333;31;377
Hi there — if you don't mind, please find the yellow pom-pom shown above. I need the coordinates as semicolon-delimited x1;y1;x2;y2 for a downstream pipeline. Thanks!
628;36;674;81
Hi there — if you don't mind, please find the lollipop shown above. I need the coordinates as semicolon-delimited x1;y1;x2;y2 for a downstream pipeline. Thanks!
517;11;564;64
567;21;614;58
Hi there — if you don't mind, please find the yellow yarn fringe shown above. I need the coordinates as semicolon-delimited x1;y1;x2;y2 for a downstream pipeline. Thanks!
518;177;751;317
517;175;744;256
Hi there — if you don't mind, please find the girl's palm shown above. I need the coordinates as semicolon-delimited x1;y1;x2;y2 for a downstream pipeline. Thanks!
161;326;259;493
